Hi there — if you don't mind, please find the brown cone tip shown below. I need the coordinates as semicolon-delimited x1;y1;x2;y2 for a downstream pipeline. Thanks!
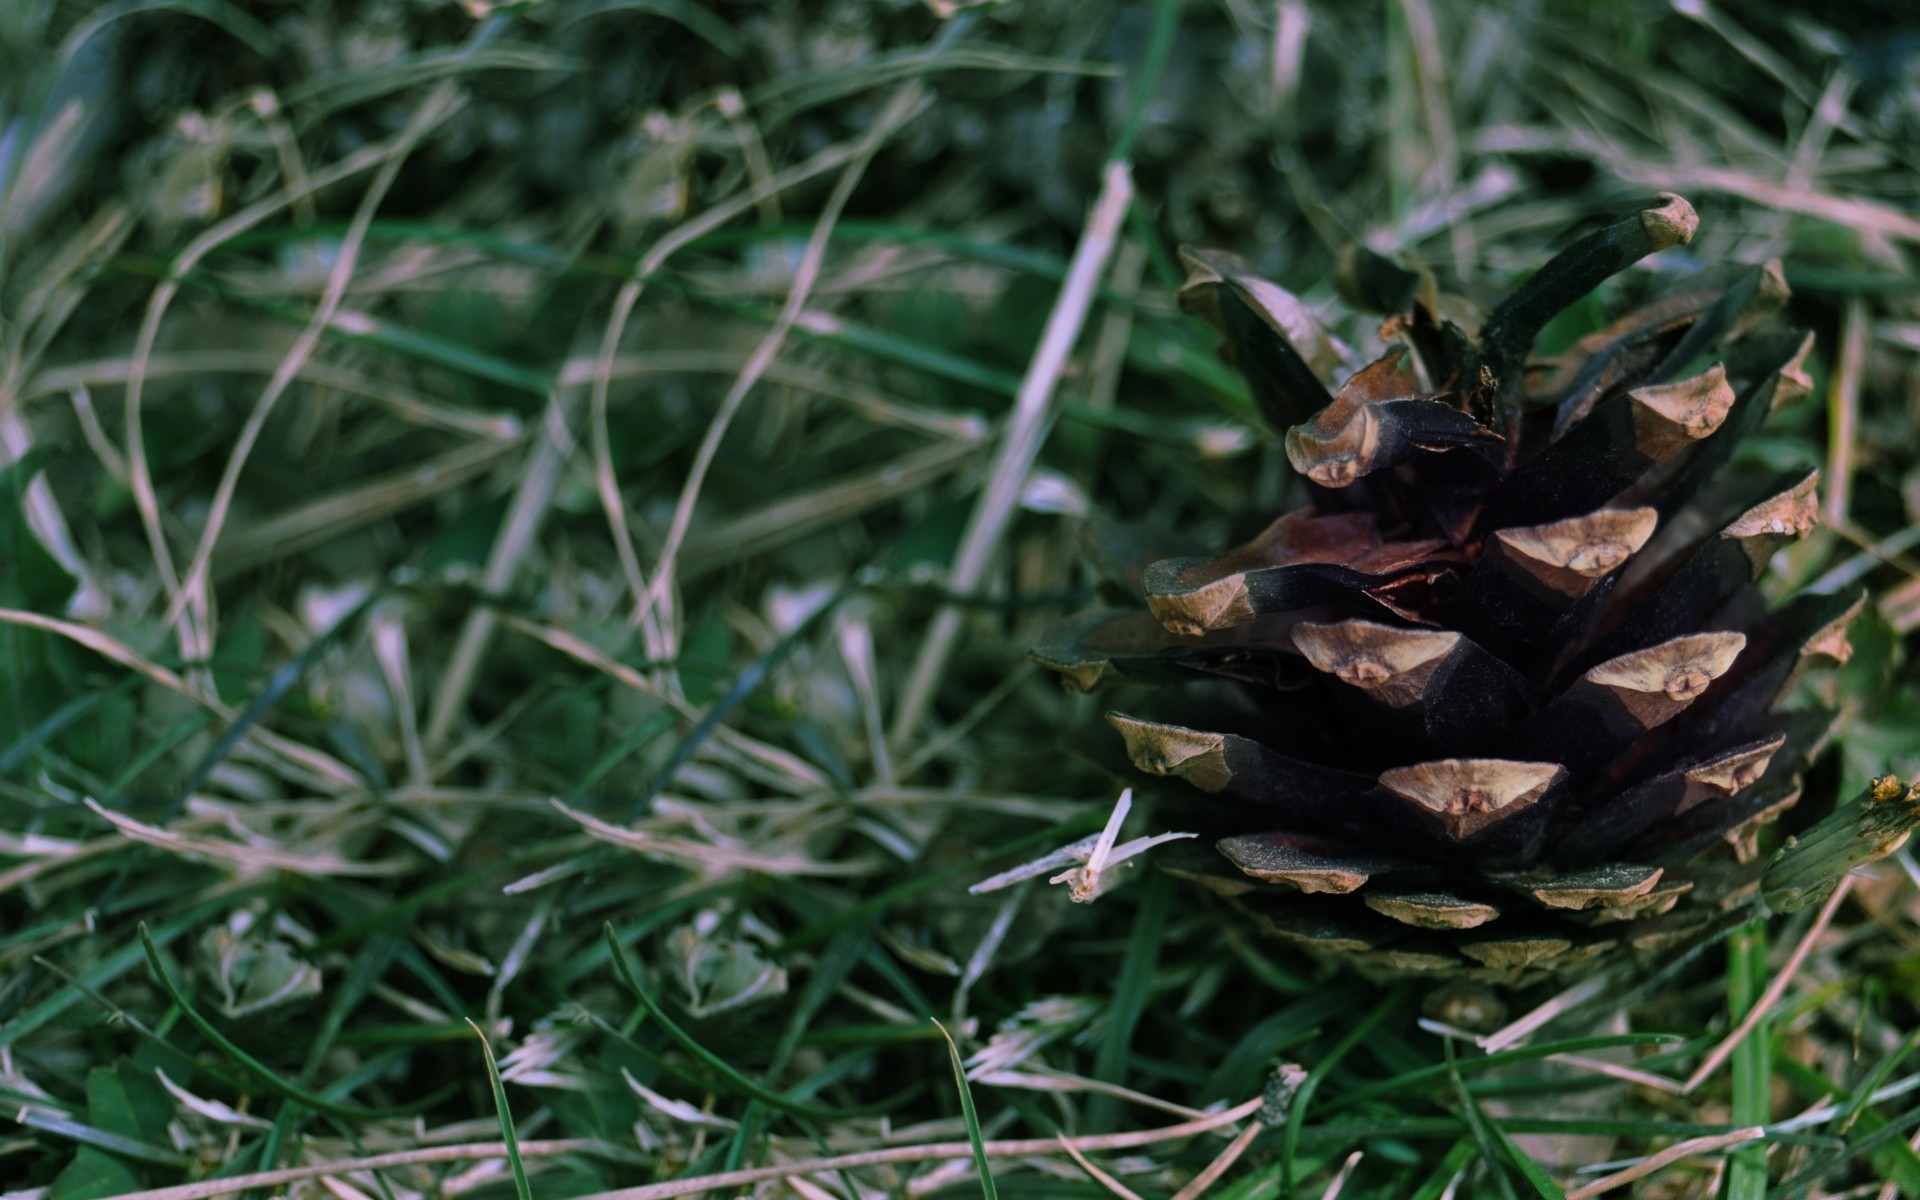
1177;247;1348;379
1722;471;1821;572
1284;401;1381;488
1144;570;1255;638
1282;355;1428;489
1802;592;1866;664
1523;863;1664;910
1642;193;1699;250
1725;471;1820;542
1679;736;1786;812
1583;631;1747;727
1772;333;1818;410
1380;760;1563;841
1366;890;1502;930
1107;714;1231;793
1460;935;1573;970
1494;507;1657;597
1628;364;1736;459
1291;620;1459;706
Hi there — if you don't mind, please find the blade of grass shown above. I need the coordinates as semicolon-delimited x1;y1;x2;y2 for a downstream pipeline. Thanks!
1442;1040;1524;1200
935;1018;1000;1200
466;1019;533;1200
613;579;849;822
1323;1033;1689;1113
10;1108;193;1169
1407;1139;1477;1200
166;582;385;819
1772;1103;1920;1198
0;898;244;1047
564;710;677;806
105;256;555;394
0;677;138;776
1729;918;1771;1198
1104;0;1181;165
136;923;422;1120
1087;868;1172;1130
1837;1026;1920;1136
1282;990;1405;1198
553;1;746;59
601;922;906;1120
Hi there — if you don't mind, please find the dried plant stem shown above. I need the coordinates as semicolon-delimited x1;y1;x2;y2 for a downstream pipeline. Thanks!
213;439;517;577
1564;1126;1766;1199
166;84;462;660
1624;165;1920;244
0;607;354;790
1169;1116;1264;1200
168;88;460;668
628;79;932;656
896;663;1036;782
120;131;400;651
680;438;984;581
29;351;518;438
1545;1052;1684;1095
889;159;1135;746
1059;1136;1149;1200
105;1100;1262;1200
585;135;862;645
1319;1151;1364;1199
1825;295;1866;527
78;1140;628;1200
578;1096;1261;1200
421;391;580;750
1481;968;1619;1054
1683;876;1853;1093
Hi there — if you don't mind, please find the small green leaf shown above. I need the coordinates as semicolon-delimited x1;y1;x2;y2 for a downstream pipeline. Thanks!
48;1147;142;1200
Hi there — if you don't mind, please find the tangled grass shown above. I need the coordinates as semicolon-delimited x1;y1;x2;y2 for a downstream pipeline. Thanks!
3;1;1919;1196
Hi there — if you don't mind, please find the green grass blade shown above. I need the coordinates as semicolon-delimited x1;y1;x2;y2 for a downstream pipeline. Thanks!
136;923;420;1120
612;580;849;822
1442;1040;1522;1200
601;923;904;1120
1729;918;1771;1198
0;902;235;1047
935;1018;999;1200
564;710;677;805
466;1019;533;1200
1409;1139;1479;1200
1087;868;1172;1129
1106;0;1181;165
1282;988;1404;1197
1323;1032;1688;1112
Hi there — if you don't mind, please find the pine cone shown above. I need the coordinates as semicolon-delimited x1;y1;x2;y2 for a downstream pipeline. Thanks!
1035;194;1910;988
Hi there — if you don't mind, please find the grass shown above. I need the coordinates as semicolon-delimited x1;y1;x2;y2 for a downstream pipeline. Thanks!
2;1;1920;1197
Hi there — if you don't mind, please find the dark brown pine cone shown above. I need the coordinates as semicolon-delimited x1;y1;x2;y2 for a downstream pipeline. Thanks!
1034;194;1913;989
